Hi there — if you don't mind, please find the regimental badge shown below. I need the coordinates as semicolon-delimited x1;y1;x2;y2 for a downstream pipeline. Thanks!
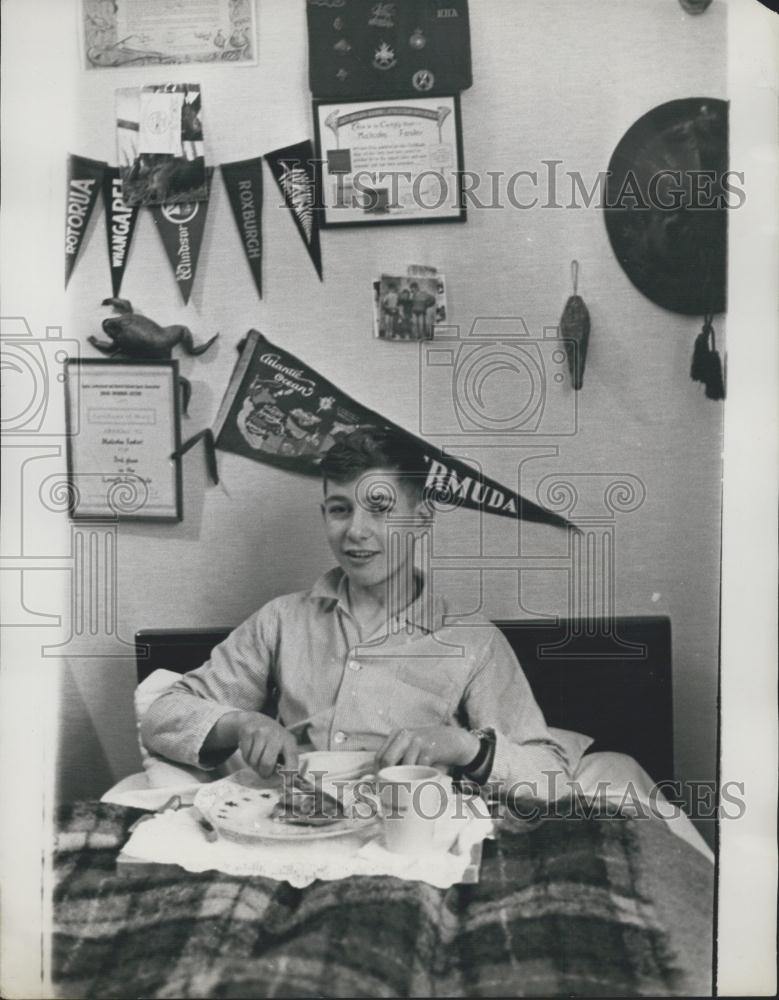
369;2;396;28
373;41;397;70
412;69;435;91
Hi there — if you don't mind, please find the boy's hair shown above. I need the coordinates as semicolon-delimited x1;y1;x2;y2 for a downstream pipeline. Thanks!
320;426;429;498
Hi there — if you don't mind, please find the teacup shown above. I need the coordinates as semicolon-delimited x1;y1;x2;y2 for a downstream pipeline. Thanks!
377;765;452;854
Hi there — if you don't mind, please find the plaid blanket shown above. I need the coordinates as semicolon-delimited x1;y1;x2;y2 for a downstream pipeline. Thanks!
53;802;713;998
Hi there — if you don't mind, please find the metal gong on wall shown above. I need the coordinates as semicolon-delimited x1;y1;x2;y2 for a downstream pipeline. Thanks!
603;98;728;316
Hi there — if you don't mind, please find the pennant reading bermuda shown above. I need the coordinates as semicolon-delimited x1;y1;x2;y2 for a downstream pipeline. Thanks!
265;140;323;281
213;330;573;530
65;154;106;287
102;167;140;297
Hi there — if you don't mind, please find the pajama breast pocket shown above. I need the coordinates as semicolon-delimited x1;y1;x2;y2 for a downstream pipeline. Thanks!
388;661;457;727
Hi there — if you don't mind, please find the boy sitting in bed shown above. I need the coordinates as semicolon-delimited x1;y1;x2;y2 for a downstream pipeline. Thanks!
142;426;590;793
140;427;711;858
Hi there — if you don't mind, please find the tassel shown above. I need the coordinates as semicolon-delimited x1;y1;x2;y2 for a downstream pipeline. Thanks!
704;344;726;400
690;314;725;400
690;318;712;383
560;261;590;390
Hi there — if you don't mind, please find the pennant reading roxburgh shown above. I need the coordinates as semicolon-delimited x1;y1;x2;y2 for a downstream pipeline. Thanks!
213;331;573;531
221;157;264;299
65;154;106;287
265;140;323;281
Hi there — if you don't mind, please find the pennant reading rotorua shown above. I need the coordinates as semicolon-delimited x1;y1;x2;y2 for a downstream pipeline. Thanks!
221;157;263;299
265;140;323;281
149;167;213;304
65;154;106;287
102;167;140;297
213;331;573;530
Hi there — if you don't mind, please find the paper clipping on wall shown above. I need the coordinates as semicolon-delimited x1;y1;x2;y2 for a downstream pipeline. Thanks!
81;0;257;68
115;84;208;207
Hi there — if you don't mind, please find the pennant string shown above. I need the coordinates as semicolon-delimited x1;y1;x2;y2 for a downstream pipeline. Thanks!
172;428;219;484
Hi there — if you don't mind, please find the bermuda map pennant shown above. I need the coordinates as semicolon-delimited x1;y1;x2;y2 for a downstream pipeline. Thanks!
149;167;213;304
102;166;140;297
221;157;264;299
265;140;323;281
65;154;106;287
213;330;574;531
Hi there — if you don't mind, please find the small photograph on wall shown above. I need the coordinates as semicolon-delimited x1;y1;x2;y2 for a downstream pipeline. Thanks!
375;274;443;341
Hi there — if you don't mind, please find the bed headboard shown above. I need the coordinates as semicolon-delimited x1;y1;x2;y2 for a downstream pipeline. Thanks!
136;615;673;783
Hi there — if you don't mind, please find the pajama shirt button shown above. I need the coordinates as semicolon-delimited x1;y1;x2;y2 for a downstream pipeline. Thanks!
334;731;347;744
348;660;361;671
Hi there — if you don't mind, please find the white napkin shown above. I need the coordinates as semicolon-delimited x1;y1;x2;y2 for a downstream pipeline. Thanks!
120;796;494;889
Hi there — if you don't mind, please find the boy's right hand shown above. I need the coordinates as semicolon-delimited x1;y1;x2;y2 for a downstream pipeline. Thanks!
236;712;300;777
210;711;299;778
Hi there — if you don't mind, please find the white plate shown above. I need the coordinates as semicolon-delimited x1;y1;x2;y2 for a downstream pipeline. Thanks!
299;750;377;781
194;769;378;844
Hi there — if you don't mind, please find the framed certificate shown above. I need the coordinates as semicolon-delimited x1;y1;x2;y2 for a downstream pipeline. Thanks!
64;360;183;522
313;94;465;228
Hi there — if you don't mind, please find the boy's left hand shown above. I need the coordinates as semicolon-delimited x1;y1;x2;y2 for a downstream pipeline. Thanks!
377;726;480;769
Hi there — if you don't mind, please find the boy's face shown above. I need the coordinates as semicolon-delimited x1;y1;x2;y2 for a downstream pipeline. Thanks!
321;468;424;590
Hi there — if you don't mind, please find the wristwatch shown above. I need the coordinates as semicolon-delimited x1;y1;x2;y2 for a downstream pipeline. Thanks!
459;727;496;780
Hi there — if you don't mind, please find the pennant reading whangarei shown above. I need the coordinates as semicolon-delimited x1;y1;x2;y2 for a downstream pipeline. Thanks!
265;140;323;281
213;331;573;530
221;157;264;299
149;168;213;304
102;167;140;297
65;154;106;287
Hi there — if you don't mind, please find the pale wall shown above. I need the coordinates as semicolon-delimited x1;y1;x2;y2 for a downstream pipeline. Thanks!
2;0;726;816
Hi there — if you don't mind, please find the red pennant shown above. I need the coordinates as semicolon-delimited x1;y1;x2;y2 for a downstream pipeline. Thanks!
102;167;140;297
149;168;213;304
265;140;323;281
65;154;106;287
220;157;263;299
213;331;574;531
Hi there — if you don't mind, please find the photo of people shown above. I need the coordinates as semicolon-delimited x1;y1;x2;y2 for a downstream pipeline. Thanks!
376;274;443;341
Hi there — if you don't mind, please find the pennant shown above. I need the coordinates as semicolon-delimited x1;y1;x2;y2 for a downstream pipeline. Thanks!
213;331;574;531
149;168;213;305
65;154;106;287
220;157;264;299
102;167;140;297
265;140;323;281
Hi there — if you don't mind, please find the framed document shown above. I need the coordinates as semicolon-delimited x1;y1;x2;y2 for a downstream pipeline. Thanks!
64;360;183;521
80;0;258;69
314;95;465;228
